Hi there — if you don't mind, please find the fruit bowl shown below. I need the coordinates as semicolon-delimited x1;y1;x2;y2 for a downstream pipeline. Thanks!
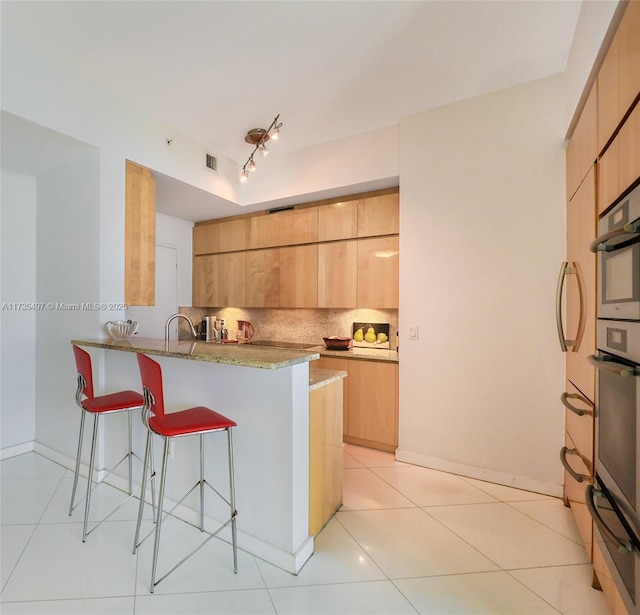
105;320;138;340
323;336;352;350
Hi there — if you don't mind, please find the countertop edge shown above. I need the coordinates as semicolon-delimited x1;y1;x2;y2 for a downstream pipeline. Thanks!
309;368;348;391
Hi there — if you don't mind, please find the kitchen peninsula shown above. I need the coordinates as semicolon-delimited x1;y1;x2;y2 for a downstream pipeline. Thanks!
71;336;344;574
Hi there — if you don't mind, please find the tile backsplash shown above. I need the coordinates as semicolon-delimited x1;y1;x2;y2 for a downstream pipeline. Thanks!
178;306;398;349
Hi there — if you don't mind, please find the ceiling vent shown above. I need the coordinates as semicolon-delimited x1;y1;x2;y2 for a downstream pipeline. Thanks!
205;152;217;173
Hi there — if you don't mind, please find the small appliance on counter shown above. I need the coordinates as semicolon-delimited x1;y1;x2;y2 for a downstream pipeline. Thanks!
352;322;390;349
237;320;255;343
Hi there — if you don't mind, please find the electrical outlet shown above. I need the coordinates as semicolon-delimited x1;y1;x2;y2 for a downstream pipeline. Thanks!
409;326;419;340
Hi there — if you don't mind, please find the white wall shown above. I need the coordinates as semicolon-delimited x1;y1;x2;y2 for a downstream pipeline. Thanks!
397;75;567;494
1;170;37;453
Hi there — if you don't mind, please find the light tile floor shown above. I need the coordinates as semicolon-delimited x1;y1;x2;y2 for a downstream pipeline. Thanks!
1;444;611;614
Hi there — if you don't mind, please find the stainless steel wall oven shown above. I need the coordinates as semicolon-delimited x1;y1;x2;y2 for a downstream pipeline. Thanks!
588;185;640;613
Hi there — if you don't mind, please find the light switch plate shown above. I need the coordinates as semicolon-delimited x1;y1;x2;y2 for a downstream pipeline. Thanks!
409;326;419;340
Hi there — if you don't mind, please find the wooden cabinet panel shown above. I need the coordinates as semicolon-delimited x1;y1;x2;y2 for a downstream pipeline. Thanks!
318;240;357;308
193;223;220;255
357;193;399;237
598;37;620;154
567;86;598;202
193;254;218;307
279;244;318;307
245;248;279;307
218;252;245;306
618;102;640;194
246;213;280;249
566;167;597;400
598;138;620;215
347;360;398;451
218;218;246;252
309;378;344;536
318;200;358;241
313;357;350;436
617;0;640;123
357;236;399;308
279;207;318;245
125;160;156;306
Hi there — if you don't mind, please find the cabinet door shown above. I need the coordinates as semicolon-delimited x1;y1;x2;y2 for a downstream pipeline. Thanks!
566;166;596;402
357;236;399;308
313;357;350;445
125;160;156;306
193;254;219;307
218;252;245;306
318;200;358;241
280;244;318;307
567;86;598;202
597;36;620;154
618;102;640;195
193;223;220;255
218;218;247;252
598;139;620;216
617;0;640;123
245;248;280;307
246;213;279;249
357;193;399;237
279;207;318;245
318;240;357;308
347;360;398;451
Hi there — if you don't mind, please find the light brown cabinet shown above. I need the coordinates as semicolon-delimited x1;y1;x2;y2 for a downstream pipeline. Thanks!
314;356;398;452
279;207;318;245
318;200;358;241
279;244;318;308
357;193;399;237
193;223;220;256
125;160;156;306
246;213;279;249
193;254;218;307
218;218;247;253
218;252;246;307
317;240;358;308
357;236;399;308
245;248;279;307
566;85;598;202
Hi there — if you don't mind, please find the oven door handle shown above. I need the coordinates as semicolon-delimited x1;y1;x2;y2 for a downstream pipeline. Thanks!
560;392;594;416
589;222;640;253
559;447;591;483
585;485;636;554
587;355;639;378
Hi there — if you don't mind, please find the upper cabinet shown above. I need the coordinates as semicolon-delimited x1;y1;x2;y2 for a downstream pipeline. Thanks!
125;160;156;306
192;188;399;309
357;193;399;237
566;85;598;202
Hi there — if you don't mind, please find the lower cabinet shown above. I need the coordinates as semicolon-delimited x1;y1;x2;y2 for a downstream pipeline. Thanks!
313;356;398;452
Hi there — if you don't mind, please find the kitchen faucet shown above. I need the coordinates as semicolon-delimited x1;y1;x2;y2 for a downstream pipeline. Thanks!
164;313;198;343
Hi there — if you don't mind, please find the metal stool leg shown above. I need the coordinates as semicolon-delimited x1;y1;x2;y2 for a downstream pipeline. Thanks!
82;414;100;542
199;434;205;531
133;429;152;554
228;428;238;573
69;410;87;516
150;437;171;593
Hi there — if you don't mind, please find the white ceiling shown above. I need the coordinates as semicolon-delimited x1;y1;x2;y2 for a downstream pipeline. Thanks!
1;0;589;219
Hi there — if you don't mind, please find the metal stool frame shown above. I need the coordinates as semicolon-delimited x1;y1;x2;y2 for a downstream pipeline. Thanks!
132;354;237;593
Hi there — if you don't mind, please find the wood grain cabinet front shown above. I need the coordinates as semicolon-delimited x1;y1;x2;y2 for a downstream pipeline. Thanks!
357;193;399;237
318;200;358;241
245;248;280;307
357;236;399;308
193;223;220;255
193;254;219;307
279;244;318;307
246;213;280;249
125;160;156;306
317;240;357;308
279;207;318;245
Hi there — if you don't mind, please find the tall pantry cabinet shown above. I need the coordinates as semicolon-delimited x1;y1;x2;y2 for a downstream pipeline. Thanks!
563;2;640;613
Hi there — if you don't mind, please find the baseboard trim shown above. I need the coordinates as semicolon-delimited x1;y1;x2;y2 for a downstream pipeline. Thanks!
395;448;563;498
0;441;35;460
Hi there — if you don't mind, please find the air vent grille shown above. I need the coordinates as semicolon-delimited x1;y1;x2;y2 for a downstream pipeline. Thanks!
205;152;217;172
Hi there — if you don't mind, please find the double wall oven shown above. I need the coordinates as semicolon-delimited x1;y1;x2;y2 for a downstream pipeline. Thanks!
587;183;640;612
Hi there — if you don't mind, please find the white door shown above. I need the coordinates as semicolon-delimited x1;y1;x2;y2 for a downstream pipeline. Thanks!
126;245;178;338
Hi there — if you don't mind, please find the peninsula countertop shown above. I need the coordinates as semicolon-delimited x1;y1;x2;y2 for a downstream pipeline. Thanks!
71;337;320;369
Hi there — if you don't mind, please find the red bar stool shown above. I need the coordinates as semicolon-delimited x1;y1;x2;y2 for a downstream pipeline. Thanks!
132;352;238;593
69;345;146;541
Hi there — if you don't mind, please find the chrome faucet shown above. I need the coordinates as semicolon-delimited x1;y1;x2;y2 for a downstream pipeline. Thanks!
164;313;198;343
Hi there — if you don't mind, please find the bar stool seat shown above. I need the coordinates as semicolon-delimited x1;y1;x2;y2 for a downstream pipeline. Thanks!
133;352;238;593
69;345;145;541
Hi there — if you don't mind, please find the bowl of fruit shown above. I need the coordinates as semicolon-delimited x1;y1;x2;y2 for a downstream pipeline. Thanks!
323;336;352;350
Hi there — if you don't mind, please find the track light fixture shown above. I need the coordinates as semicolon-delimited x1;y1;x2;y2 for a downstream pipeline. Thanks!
240;114;283;183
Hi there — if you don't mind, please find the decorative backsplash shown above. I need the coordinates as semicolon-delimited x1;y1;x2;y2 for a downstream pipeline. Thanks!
178;306;399;350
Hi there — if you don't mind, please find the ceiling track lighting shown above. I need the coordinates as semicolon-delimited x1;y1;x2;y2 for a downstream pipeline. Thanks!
240;114;283;183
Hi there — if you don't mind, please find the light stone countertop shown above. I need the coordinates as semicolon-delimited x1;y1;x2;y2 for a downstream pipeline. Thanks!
71;337;320;370
308;368;348;391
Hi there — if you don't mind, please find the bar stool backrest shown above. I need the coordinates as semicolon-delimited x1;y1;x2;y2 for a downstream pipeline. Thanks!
137;353;166;419
72;345;95;400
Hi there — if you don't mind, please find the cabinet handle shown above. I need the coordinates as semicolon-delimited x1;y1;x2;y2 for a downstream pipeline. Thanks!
589;223;640;253
555;261;584;351
560;392;594;416
585;485;636;554
587;355;638;378
556;262;569;352
559;447;590;483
